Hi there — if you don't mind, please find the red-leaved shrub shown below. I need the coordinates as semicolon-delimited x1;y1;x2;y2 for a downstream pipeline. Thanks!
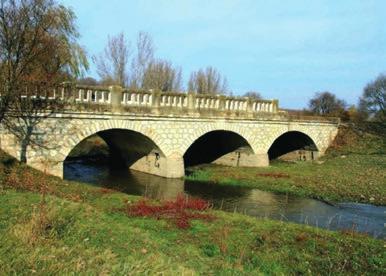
120;194;214;229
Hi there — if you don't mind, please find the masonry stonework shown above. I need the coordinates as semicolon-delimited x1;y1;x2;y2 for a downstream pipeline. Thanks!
0;111;339;178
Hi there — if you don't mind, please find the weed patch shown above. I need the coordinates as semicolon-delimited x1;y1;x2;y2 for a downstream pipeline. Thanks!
117;194;215;229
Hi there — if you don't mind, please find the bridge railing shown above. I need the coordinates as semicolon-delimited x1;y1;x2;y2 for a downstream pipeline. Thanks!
10;83;282;117
51;84;280;116
3;83;341;122
63;85;111;104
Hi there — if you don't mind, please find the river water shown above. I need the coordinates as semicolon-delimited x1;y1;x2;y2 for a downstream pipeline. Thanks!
64;161;385;239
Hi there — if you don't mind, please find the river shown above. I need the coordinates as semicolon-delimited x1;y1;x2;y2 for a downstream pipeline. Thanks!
64;161;385;239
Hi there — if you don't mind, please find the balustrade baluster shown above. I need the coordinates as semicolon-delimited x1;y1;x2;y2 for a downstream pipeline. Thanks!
99;91;104;103
121;92;125;104
76;89;82;102
143;94;148;105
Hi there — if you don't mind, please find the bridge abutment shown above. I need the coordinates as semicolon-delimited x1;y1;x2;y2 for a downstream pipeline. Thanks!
27;159;64;179
130;153;185;178
213;151;269;167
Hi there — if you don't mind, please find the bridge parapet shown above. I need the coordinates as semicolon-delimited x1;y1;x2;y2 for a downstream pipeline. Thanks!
12;83;340;123
16;83;281;118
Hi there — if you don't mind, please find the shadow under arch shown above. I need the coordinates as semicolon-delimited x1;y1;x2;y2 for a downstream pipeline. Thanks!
268;131;318;160
64;128;166;174
183;130;254;168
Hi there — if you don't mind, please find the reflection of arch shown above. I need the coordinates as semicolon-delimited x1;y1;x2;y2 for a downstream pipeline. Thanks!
183;130;255;167
268;131;318;160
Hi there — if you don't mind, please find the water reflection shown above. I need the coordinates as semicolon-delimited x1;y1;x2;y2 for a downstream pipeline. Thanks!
64;161;184;200
64;161;385;238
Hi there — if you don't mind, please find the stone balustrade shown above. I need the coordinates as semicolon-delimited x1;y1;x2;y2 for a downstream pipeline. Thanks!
159;93;188;108
13;83;282;117
69;86;111;104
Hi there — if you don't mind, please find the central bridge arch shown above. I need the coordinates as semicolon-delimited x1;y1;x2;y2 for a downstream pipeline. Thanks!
183;130;255;168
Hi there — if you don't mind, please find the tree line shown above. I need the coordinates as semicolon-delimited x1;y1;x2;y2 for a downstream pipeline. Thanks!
0;0;384;163
82;31;229;95
87;29;384;123
306;75;385;122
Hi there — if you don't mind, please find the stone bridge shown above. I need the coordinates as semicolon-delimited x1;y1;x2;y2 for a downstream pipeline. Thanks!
0;84;340;178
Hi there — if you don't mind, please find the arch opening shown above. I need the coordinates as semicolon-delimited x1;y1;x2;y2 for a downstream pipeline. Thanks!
64;128;166;177
268;131;318;161
183;130;254;168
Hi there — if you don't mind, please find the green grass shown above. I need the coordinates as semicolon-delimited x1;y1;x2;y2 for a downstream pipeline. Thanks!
187;125;386;205
1;189;384;275
0;151;385;274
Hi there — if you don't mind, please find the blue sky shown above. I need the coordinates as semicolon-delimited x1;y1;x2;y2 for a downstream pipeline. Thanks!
62;0;386;109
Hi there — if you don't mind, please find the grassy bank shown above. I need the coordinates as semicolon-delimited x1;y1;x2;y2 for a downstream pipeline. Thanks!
187;125;386;205
0;152;384;274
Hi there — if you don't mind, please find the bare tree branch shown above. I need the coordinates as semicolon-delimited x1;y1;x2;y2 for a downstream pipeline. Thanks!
93;32;131;87
188;66;227;95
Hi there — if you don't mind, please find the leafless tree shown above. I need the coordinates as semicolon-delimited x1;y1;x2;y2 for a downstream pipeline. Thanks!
77;77;99;86
129;31;155;89
93;32;131;87
142;59;182;92
243;91;262;99
188;66;228;94
0;0;88;162
94;31;185;93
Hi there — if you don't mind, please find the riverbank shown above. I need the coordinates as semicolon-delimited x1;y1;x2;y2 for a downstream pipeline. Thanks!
1;153;384;274
187;125;386;205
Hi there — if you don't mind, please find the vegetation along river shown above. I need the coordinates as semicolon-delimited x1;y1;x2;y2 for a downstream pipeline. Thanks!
64;161;385;239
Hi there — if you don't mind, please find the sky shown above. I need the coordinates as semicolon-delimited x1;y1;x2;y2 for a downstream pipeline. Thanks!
61;0;386;109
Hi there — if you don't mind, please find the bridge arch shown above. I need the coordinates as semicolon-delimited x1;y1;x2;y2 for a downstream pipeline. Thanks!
179;124;258;157
183;129;255;167
48;119;186;178
267;130;319;160
58;121;169;162
65;128;165;165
